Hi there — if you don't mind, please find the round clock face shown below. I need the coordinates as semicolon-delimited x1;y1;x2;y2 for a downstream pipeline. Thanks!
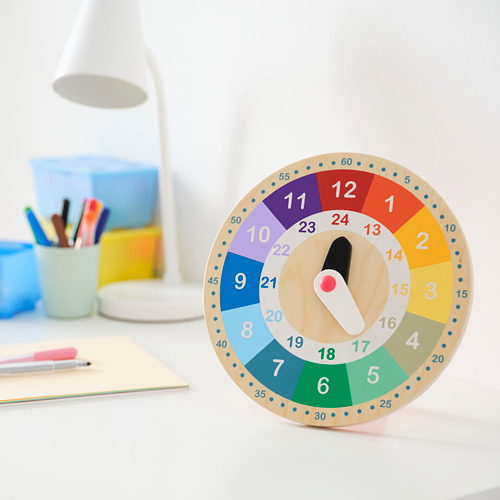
204;153;472;427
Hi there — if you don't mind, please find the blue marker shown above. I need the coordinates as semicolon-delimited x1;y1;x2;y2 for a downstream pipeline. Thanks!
94;207;110;244
24;207;52;246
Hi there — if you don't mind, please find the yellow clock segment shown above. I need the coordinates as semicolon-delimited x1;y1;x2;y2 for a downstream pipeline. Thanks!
203;153;472;427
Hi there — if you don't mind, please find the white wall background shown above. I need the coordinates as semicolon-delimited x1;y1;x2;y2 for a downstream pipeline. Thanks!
0;1;499;392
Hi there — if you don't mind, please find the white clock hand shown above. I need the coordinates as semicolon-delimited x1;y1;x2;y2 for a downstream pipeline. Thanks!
313;269;365;336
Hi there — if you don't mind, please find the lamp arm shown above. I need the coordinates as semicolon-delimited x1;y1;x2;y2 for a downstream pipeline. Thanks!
145;46;183;285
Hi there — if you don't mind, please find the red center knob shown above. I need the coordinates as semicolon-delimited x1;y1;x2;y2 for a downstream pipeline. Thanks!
319;275;336;293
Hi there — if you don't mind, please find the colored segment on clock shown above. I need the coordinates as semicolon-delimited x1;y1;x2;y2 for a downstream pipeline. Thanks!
245;340;305;400
384;312;445;376
361;175;423;233
316;170;374;212
394;207;451;269
264;174;322;229
292;362;352;408
220;253;263;311
347;347;408;404
229;202;285;263
221;304;274;365
407;260;454;323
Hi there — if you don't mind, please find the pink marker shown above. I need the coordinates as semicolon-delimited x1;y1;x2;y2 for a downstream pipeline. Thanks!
0;347;77;364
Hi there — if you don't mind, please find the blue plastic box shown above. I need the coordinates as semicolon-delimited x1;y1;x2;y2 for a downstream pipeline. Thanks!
30;155;158;230
0;241;40;318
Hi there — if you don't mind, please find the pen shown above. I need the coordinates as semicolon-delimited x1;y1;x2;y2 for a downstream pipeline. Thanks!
24;207;52;246
79;198;102;247
0;347;78;364
94;207;110;244
0;359;91;376
70;199;86;246
61;198;70;228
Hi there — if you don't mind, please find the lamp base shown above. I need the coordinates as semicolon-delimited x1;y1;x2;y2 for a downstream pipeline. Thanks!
97;279;203;322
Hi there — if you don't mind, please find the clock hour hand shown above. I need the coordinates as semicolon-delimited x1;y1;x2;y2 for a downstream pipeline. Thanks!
322;236;352;284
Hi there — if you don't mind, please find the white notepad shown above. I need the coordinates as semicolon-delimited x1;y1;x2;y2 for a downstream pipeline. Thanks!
0;336;188;403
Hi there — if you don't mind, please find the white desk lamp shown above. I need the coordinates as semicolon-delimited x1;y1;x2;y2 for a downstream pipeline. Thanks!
52;0;202;321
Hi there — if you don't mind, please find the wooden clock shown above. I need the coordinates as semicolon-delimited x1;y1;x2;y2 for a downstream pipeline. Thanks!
203;153;472;426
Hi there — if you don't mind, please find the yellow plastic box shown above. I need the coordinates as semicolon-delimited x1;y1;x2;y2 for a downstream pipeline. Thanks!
98;226;160;287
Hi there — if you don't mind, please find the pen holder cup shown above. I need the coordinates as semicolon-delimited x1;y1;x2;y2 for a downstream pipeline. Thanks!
35;244;101;319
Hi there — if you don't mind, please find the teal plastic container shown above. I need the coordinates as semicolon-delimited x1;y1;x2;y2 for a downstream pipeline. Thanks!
0;241;40;318
30;155;158;230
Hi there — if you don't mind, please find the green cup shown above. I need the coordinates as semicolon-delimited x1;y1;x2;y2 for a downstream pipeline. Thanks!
35;244;101;319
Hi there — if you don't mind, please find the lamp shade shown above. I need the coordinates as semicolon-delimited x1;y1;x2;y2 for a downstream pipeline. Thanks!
53;0;148;108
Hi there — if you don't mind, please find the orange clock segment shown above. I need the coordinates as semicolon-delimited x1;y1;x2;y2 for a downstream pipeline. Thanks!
204;153;472;427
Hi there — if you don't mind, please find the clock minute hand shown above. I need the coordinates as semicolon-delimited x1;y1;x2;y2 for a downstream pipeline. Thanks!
316;236;364;336
322;236;352;284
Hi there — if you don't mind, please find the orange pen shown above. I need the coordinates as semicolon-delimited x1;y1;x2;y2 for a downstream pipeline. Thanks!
77;198;102;247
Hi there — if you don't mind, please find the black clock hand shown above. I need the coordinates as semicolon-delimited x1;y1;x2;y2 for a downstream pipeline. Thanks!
321;236;352;284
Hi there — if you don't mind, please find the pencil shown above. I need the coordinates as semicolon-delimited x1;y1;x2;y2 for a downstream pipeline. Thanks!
51;214;70;247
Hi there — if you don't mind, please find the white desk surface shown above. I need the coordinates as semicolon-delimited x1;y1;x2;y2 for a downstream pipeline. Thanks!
1;307;499;500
